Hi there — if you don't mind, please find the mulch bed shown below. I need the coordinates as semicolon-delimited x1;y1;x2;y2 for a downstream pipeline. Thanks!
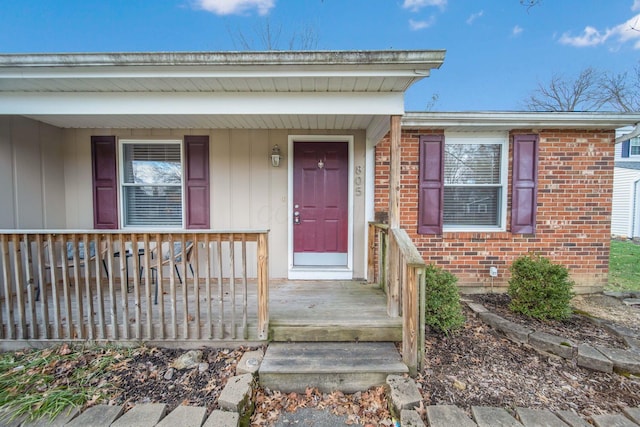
418;301;640;418
471;293;628;348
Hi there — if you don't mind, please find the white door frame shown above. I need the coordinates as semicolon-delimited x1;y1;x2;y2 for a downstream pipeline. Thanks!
287;135;354;280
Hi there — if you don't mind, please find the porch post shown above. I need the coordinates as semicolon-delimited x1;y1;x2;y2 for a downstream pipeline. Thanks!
257;232;269;340
389;115;401;229
387;115;402;317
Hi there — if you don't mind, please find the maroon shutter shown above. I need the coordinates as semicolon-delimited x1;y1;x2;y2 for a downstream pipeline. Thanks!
184;135;210;229
418;135;444;234
511;134;539;234
91;136;118;229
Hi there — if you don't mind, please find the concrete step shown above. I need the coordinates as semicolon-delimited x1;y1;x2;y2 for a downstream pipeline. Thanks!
258;342;408;393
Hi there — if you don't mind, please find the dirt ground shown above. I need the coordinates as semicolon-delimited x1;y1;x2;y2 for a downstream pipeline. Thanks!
417;294;640;419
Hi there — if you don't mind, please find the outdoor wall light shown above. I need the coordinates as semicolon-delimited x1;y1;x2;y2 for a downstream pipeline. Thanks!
271;145;281;167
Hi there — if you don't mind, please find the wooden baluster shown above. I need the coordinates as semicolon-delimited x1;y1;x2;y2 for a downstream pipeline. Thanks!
83;234;94;340
216;234;224;339
1;235;14;339
204;234;212;339
192;233;200;340
168;234;178;340
241;233;248;340
117;234;128;340
229;233;236;339
105;234;118;340
47;235;61;339
22;234;38;339
35;234;49;339
156;233;165;340
60;234;72;339
11;234;27;339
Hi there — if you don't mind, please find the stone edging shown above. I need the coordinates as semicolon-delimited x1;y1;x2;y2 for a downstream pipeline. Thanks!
464;300;640;376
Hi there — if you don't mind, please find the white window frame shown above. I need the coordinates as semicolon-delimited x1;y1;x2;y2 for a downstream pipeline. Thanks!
119;139;185;229
630;137;640;157
443;132;509;232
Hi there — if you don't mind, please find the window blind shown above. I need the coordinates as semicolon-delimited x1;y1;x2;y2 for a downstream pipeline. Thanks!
444;143;502;227
122;142;182;227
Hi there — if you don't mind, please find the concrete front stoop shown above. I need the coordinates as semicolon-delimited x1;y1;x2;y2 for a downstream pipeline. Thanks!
258;342;408;393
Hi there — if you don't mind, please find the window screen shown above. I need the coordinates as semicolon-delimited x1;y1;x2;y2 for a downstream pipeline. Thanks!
122;142;182;227
443;143;503;227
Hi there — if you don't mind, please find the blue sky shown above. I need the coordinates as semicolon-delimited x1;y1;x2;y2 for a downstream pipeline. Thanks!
1;0;639;111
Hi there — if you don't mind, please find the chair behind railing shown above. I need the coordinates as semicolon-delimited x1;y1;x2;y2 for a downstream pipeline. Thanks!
0;231;269;346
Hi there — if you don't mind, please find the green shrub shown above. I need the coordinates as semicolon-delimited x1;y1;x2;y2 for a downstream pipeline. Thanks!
424;264;465;335
508;254;575;321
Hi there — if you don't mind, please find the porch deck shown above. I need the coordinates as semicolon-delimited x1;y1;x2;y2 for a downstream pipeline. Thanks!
0;278;399;347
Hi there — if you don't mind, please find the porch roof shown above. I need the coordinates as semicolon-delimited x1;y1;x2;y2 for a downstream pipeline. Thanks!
0;50;445;142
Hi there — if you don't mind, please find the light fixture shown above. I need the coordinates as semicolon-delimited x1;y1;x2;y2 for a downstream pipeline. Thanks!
271;145;281;167
317;158;325;169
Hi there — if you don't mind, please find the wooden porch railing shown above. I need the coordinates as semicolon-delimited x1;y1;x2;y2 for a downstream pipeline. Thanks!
368;222;426;375
0;230;269;348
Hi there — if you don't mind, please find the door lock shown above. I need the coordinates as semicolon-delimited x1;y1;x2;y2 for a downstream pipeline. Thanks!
293;210;301;225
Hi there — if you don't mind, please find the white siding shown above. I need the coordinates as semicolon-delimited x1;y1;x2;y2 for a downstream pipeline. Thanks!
612;166;640;237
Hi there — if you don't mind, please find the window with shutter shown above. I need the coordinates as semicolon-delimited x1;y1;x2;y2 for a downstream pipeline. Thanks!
442;133;508;231
120;140;183;227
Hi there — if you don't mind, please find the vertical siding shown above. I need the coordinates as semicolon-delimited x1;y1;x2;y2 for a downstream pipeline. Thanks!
0;116;65;229
61;128;367;279
41;124;66;228
13;117;44;228
0;117;15;228
612;167;640;237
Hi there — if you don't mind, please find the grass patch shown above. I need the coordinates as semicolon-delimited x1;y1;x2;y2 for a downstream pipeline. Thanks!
0;344;130;422
608;239;640;292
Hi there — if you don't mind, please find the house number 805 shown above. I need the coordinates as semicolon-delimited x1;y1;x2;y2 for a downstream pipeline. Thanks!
355;165;363;196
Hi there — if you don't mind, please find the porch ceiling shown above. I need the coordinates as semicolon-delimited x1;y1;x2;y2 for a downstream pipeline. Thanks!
24;113;383;130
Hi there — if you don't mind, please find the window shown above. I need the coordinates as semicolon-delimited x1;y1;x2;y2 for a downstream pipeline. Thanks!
631;137;640;156
120;140;183;227
443;134;507;230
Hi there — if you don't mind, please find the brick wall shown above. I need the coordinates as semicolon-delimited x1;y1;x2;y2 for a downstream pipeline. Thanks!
375;128;615;293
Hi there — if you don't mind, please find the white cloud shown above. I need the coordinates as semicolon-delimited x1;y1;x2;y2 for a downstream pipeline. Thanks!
559;13;640;48
193;0;275;16
409;17;435;30
633;0;640;11
512;25;523;36
402;0;446;12
466;10;483;25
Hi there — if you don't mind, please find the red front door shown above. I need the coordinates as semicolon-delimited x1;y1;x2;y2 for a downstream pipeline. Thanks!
293;142;349;266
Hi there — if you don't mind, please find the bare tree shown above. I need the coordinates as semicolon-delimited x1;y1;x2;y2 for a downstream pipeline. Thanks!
524;64;640;112
228;19;318;51
524;67;606;111
600;65;640;112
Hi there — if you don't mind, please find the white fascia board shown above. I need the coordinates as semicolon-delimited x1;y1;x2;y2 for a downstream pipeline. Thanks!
0;91;405;116
402;111;640;130
0;68;431;79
